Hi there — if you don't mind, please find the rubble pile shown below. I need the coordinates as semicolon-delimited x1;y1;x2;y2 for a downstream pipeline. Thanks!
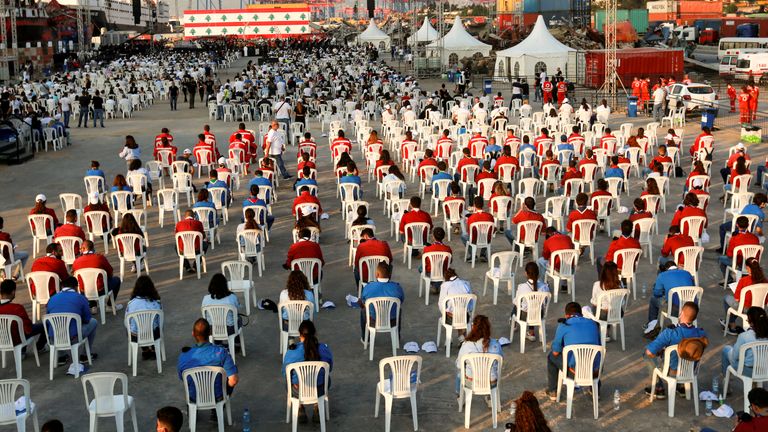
549;25;603;50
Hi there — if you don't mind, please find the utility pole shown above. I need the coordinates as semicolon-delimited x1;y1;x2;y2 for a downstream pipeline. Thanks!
598;0;620;109
436;0;443;73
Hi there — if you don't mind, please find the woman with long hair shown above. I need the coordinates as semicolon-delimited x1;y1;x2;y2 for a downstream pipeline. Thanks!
513;262;550;341
374;149;395;178
201;273;241;333
723;258;767;334
29;194;60;233
641;177;661;196
119;135;141;164
510;391;552;432
455;315;503;398
126;275;162;358
722;306;768;376
590;261;624;321
279;270;315;322
351;206;374;227
382;164;407;196
725;157;750;193
281;320;333;422
489;180;511;214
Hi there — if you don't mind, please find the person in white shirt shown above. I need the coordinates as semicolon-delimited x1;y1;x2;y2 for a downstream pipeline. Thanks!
652;86;666;122
59;94;72;128
512;262;550;341
266;120;292;180
576;99;592;125
559;98;574;115
438;268;473;337
595;99;611;123
453;101;471;126
273;97;292;129
402;104;417;125
474;103;488;124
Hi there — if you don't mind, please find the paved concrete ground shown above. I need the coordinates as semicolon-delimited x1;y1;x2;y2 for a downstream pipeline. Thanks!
0;55;759;431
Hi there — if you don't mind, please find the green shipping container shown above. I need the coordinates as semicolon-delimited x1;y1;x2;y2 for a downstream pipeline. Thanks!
594;9;649;34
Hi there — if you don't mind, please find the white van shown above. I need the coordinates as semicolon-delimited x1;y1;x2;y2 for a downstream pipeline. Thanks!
733;53;768;81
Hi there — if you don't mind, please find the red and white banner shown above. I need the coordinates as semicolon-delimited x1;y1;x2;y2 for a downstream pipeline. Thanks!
183;6;311;39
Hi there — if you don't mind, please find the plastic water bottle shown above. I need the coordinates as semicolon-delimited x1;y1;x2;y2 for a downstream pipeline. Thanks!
509;401;517;418
705;399;713;416
641;283;647;299
613;389;621;411
243;408;251;432
712;376;719;396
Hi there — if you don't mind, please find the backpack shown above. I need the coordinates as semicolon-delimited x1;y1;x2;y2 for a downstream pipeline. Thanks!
678;336;709;362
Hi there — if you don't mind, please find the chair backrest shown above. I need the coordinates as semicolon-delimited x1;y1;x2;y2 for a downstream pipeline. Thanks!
594;289;630;322
0;315;25;350
516;220;543;245
28;214;53;238
737;284;768;314
360;256;390;284
84;176;105;195
182;366;227;407
125;309;163;345
365;297;401;330
662;346;696;382
221;260;253;285
202;304;239;338
0;379;31;423
404;222;430;247
443;200;465;223
458;353;503;393
25;271;59;302
59;193;83;214
84;211;111;235
616;248;641;275
115;233;144;260
82;372;129;415
641;194;661;215
285;361;330;403
279;301;314;333
339;183;360;202
561;344;605;385
738;341;768;379
291;258;323;286
572;219;597;243
733;245;764;268
193;207;217;230
674;246;704;274
56;236;82;265
172;172;193;191
518;178;541;198
74;268;108;301
489;251;516;281
470;221;496;246
237;230;263;257
378;355;422;398
591;195;613;218
441;294;476;329
550;249;578;276
681;216;707;239
43;313;82;349
515;291;551;324
422;251;451;281
667;286;703;313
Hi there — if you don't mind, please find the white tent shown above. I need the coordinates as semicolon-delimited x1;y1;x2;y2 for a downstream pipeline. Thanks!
425;17;492;66
494;15;576;81
408;17;440;45
356;19;391;50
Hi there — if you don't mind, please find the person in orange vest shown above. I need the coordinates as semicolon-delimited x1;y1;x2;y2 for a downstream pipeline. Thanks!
727;83;737;113
542;78;553;104
556;80;568;105
640;78;650;112
631;77;642;101
682;74;692;85
739;86;752;125
749;84;760;121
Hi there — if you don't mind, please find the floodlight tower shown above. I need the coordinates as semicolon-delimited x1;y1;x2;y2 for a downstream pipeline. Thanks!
599;0;619;109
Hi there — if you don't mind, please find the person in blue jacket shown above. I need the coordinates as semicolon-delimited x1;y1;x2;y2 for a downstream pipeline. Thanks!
282;320;333;424
546;302;601;400
646;261;695;328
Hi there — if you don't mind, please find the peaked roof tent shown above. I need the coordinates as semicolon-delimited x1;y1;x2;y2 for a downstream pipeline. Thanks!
358;18;390;40
426;16;491;50
408;16;440;45
496;15;576;57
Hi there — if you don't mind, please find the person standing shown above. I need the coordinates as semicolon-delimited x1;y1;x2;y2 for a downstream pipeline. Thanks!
727;83;737;113
186;78;197;109
169;82;178;111
59;93;71;128
652;85;666;122
91;90;104;128
266;120;292;180
77;90;91;128
739;86;752;125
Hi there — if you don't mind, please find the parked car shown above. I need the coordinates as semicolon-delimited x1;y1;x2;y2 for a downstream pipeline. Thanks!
666;83;718;111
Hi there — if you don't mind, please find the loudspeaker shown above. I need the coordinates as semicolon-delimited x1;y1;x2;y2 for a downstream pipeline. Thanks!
367;0;374;18
132;0;141;25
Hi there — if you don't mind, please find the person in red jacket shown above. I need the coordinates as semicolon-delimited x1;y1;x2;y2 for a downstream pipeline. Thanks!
461;197;495;259
399;196;433;245
556;80;568;105
292;186;323;221
230;122;255;156
533;128;553;157
175;210;208;273
53;210;86;258
739;86;752;125
153;136;178;161
659;225;694;270
628;198;653;237
30;243;68;297
720;216;761;281
454;147;477;183
72;240;121;298
643;145;673;177
567;193;598;241
507;196;545;246
331;130;352;154
154;127;173;147
590;179;614;217
494;145;519;177
283;228;324;280
599;219;641;275
542;78;553;104
690;127;714;157
670;192;708;234
29;194;59;235
749;84;760;121
0;280;47;350
354;228;393;286
421;227;452;295
417;149;439;181
560;160;582;194
727;83;737;113
539;226;575;275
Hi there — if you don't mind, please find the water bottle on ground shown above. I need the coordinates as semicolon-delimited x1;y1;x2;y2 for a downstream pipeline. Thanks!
613;389;621;411
712;376;719;396
243;408;251;432
641;283;647;299
509;401;517;418
705;399;713;416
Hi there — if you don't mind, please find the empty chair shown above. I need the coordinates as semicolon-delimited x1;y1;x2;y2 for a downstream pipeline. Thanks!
0;241;24;282
124;310;165;376
81;372;138;432
457;353;503;429
43;313;92;379
156;189;180;228
364;297;401;361
221;261;256;316
374;355;422;432
556;344;605;419
483;251;518;305
0;379;39;432
0;315;41;379
183;366;233;432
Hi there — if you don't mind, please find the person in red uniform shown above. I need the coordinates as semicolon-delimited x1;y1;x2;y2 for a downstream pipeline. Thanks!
503;129;521;151
202;124;216;143
590;179;613;216
640;77;650;111
493;145;519;177
399;196;433;245
435;129;454;160
727;83;737;113
292;186;323;221
354;227;393;286
720;216;761;281
154;136;178;162
542;78;553;104
568;125;584;146
454;148;477;183
228;133;249;165
534;128;553;157
417;149;439;181
567;193;597;240
749;84;760;121
507;196;545;246
443;183;465;234
53;209;86;258
631;77;642;103
560;160;582;195
690;127;714;157
556;80;568;105
578;148;598;172
0;280;47;351
298;132;318;160
154;127;173;146
283;228;324;280
29;243;68;297
422;227;452;294
331;130;352;153
72;240;120;297
659;225;694;270
644;145;673;177
462;197;495;258
599;219;641;275
230;122;255;158
670;192;708;236
739;86;753;125
194;133;219;163
474;160;497;190
296;152;316;175
540;150;561;184
468;130;488;159
29;194;59;235
540;226;575;275
175;209;208;272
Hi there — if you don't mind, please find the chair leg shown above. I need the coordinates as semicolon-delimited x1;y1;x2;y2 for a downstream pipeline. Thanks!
620;320;626;351
566;382;575;419
215;405;225;432
369;331;376;361
89;413;97;432
374;390;380;418
291;402;300;432
592;381;600;419
384;396;392;432
114;411;125;432
318;399;327;432
464;391;473;429
667;380;676;417
410;392;418;431
519;323;527;353
132;344;138;377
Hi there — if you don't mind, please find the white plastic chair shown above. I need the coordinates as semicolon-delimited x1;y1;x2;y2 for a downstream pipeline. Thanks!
364;297;401;361
55;236;81;268
374;355;422;432
723;340;768;412
723;245;764;289
457;353;503;429
556;344;605;419
59;193;83;224
81;372;138;432
285;361;330;432
124;309;165;377
593;288;630;351
42;312;92;380
724;283;768;335
616;248;642;300
674;246;704;287
221;261;256;316
436;294;476;358
290;258;323;312
464;222;495;268
570;219;597;265
659;286;704;328
84;211;111;253
75;268;116;324
402;222;429;269
114;234;148;281
357;255;390;298
156;189;180;228
24;271;59;323
278;301;314;356
510;291;551;353
0;241;24;282
650;345;700;417
419;252;452;305
483;251;518;305
0;315;40;379
183;366;233;432
546;249;579;303
0;379;39;432
175;232;207;280
27;215;53;258
236;230;265;277
202;304;245;363
442;200;464;241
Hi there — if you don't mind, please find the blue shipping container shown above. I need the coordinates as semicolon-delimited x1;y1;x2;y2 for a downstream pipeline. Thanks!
540;0;570;12
737;23;759;37
693;19;721;32
523;0;540;13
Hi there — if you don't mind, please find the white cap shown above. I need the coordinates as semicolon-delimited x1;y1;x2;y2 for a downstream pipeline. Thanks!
183;148;192;154
421;341;438;353
736;142;745;149
35;194;46;202
88;192;100;204
218;157;226;165
403;342;420;353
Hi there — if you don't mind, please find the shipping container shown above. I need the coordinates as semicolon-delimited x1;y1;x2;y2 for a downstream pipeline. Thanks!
647;1;672;14
583;48;684;88
522;11;571;26
737;23;759;38
678;0;722;14
721;17;768;38
694;19;722;32
540;0;569;12
595;9;649;34
523;0;539;13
